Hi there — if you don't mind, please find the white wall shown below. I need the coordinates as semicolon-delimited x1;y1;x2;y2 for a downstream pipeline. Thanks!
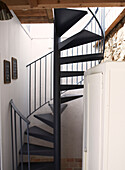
30;24;54;63
0;15;31;170
31;38;53;62
61;89;84;158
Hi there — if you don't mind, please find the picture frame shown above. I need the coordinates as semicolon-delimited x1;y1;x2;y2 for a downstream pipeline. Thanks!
12;57;18;79
4;60;11;84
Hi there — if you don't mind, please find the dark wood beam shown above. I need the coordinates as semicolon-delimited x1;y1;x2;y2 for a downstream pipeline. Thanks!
46;9;53;22
14;9;47;17
13;8;53;23
28;0;38;8
3;0;125;10
18;16;53;23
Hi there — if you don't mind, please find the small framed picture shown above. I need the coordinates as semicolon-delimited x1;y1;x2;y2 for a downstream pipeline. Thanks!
12;57;18;79
4;60;11;84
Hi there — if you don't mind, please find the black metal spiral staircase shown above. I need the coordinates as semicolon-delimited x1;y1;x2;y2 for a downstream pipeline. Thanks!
10;8;105;170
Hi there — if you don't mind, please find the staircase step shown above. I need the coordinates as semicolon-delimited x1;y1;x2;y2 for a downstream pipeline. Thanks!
59;30;103;51
60;53;104;65
21;155;54;163
18;162;54;170
61;94;83;103
61;71;84;77
49;103;68;113
54;8;87;37
25;126;54;143
61;85;83;91
20;144;54;156
34;114;54;128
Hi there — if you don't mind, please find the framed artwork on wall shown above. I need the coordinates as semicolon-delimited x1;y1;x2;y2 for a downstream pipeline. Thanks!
12;57;18;79
4;60;11;84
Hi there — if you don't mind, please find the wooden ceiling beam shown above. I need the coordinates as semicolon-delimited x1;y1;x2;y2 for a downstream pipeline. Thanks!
14;9;47;17
46;9;53;23
28;0;38;8
18;16;53;23
5;0;125;10
13;8;53;23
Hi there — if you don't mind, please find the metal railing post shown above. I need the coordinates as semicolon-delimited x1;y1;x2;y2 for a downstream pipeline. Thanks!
29;66;31;115
27;124;30;170
77;47;79;84
50;53;52;100
72;48;73;84
34;62;36;111
40;59;42;107
45;56;47;103
11;105;14;170
20;118;23;170
14;110;18;170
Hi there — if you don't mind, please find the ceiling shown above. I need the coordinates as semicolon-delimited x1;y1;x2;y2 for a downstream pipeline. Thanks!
14;9;53;24
3;0;125;24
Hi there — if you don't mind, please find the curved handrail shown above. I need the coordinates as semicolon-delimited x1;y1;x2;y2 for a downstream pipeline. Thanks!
27;102;48;118
26;51;53;67
84;8;99;29
10;99;31;169
88;8;105;53
10;99;30;124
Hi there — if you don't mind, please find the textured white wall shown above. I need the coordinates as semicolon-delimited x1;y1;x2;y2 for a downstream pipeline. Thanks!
0;15;31;170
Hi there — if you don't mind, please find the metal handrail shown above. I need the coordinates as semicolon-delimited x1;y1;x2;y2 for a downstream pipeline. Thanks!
10;99;30;170
88;8;104;40
84;8;99;29
88;8;105;53
26;51;53;67
10;99;30;124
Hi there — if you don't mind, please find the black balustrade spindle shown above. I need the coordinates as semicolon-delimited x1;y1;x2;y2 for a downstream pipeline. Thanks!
50;53;52;100
45;56;47;103
72;48;73;84
40;59;42;107
29;65;31;115
14;110;18;170
20;117;23;170
10;105;14;170
77;47;79;84
34;62;36;111
27;124;30;170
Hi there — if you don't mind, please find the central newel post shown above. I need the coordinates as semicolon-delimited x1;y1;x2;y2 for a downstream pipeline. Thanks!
53;9;61;170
